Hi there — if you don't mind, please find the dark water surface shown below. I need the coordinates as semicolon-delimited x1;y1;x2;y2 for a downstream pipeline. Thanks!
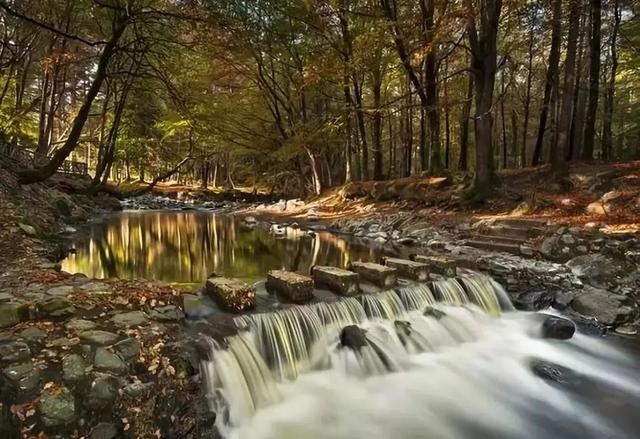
62;210;387;284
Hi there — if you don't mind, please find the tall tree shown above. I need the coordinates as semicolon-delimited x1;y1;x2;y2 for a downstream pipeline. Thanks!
601;0;620;160
582;0;601;160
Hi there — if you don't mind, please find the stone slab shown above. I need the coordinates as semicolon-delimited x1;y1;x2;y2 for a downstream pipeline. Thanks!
311;266;360;296
205;277;256;312
348;261;397;288
266;270;314;303
411;255;457;277
383;258;428;281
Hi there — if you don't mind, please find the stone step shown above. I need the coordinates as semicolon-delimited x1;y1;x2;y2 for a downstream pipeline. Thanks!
465;240;524;255
486;224;546;239
410;255;457;277
348;261;397;288
205;277;256;312
382;257;428;281
266;270;314;303
311;266;360;296
493;218;549;228
473;234;528;245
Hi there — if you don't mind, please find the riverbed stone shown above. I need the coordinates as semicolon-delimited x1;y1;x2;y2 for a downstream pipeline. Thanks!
181;294;202;318
513;291;554;311
0;341;31;363
266;270;314;302
149;305;184;321
62;354;90;384
0;302;26;328
110;311;149;328
88;376;119;408
0;292;12;303
46;285;75;297
383;257;428;281
541;315;576;340
89;422;119;439
18;223;37;236
312;266;360;296
411;255;457;277
38;386;76;430
572;288;634;326
79;330;120;346
2;362;41;397
112;338;141;362
66;318;97;332
348;261;397;288
123;381;154;398
205;277;256;312
19;327;47;343
37;297;75;318
340;325;367;351
94;347;127;375
566;254;623;283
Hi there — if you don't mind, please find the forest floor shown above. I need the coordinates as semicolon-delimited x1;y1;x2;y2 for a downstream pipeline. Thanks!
0;160;639;438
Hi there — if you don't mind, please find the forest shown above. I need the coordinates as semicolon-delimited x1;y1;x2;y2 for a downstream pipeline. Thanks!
0;0;638;198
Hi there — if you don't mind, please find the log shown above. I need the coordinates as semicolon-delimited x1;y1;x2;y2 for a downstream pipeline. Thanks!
205;277;255;313
266;270;314;303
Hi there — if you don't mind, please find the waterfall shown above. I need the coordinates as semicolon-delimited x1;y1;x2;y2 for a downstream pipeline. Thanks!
201;274;640;439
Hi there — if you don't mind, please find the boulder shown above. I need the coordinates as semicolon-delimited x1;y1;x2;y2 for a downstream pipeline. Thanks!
112;338;141;362
88;376;119;408
205;277;256;312
79;330;120;346
311;266;360;296
62;354;90;384
513;291;554;311
340;325;367;351
566;254;623;282
37;297;75;318
18;327;47;343
541;315;576;340
0;302;27;328
531;360;582;388
382;257;428;281
348;262;397;288
2;362;41;398
572;289;634;326
266;270;314;303
38;386;76;430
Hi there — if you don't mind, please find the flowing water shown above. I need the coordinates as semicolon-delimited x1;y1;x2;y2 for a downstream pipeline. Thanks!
61;210;386;284
202;277;640;439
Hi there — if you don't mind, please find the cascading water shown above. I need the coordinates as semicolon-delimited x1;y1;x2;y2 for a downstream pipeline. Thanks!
201;275;640;439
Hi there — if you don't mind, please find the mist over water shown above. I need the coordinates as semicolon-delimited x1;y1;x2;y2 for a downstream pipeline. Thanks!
203;280;640;439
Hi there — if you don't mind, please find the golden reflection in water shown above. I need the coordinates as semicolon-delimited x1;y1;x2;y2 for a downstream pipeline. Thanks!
62;211;383;283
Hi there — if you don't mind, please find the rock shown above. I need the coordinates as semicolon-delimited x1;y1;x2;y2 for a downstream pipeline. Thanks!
123;381;154;398
243;216;257;224
382;257;428;281
513;291;554;311
540;236;558;259
397;237;416;246
2;362;40;397
37;297;75;318
411;255;457;277
266;270;314;303
553;290;577;310
311;266;360;296
340;325;367;351
112;338;141;362
18;223;37;236
0;292;13;303
560;234;576;245
94;347;127;375
66;318;97;332
90;422;119;439
150;305;184;322
348;262;397;288
566;254;623;282
586;201;610;215
0;302;27;328
572;288;634;326
424;307;447;320
181;294;202;318
576;245;588;254
0;341;31;363
38;386;76;430
88;376;119;408
79;330;120;346
46;285;75;297
519;246;535;257
531;360;582;388
64;226;77;234
110;311;149;328
541;315;576;340
18;327;46;343
205;277;256;312
62;354;90;384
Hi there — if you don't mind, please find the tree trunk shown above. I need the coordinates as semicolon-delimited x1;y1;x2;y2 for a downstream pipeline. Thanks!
305;147;322;195
17;14;128;184
569;9;587;160
459;70;473;171
582;0;601;160
532;0;562;166
521;15;535;167
601;0;620;160
372;58;384;180
553;0;580;176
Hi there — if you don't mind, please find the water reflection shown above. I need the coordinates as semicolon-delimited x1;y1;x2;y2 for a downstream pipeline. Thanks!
62;211;385;284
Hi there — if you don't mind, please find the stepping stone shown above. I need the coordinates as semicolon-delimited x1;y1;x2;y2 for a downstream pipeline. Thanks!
311;266;360;296
0;302;27;328
411;255;457;277
94;347;127;375
109;311;149;328
46;285;75;297
465;240;522;255
79;330;120;346
266;270;314;303
382;258;428;281
347;261;397;288
205;277;256;313
66;319;97;332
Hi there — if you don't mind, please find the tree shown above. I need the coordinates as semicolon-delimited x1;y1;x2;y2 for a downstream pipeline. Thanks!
582;0;601;160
